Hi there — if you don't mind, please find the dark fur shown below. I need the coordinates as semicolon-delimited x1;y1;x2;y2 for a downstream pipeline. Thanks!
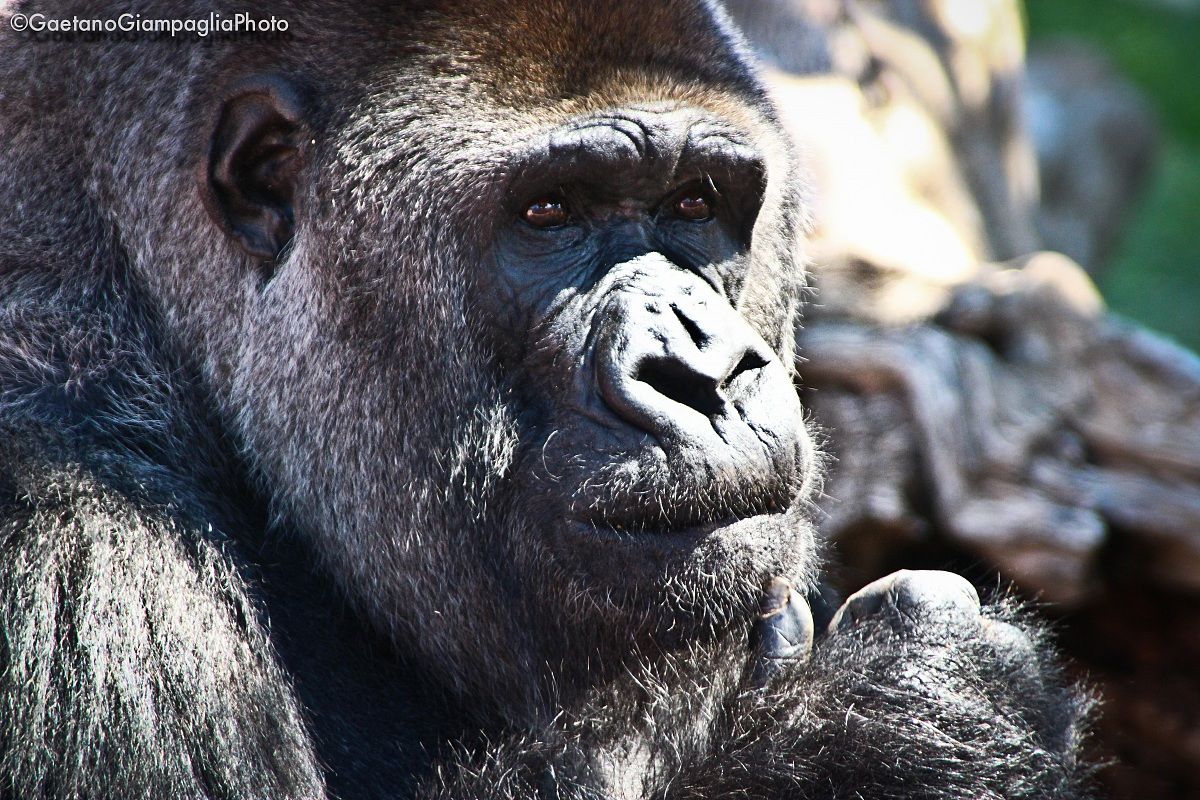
1;1;1089;798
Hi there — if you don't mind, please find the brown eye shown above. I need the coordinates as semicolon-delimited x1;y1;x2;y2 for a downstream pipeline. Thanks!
675;192;713;221
523;196;570;228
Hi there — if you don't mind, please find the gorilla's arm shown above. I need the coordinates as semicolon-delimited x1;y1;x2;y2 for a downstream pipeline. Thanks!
0;430;325;800
418;572;1092;800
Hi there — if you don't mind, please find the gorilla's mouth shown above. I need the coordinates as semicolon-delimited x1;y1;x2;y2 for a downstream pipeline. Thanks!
570;484;795;537
550;502;811;601
563;510;793;550
562;448;802;539
531;413;809;545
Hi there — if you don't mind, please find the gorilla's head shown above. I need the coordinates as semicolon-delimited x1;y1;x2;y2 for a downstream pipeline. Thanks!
92;0;817;711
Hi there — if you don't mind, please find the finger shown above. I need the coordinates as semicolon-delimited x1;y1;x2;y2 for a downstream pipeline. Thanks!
749;577;814;688
828;570;981;636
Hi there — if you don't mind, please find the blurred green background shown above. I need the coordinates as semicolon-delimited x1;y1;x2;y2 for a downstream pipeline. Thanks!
1024;0;1200;350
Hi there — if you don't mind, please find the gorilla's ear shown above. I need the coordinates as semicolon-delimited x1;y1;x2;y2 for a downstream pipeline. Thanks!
204;75;309;265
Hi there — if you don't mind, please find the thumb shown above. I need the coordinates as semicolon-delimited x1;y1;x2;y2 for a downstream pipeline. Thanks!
749;576;814;689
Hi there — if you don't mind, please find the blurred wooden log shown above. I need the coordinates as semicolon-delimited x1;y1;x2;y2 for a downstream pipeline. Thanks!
801;253;1200;604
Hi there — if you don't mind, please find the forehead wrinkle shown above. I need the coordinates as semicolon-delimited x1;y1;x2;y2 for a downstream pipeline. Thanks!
538;109;729;193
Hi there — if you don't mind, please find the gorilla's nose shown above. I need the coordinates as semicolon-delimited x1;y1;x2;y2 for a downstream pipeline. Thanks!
595;263;777;444
626;303;769;421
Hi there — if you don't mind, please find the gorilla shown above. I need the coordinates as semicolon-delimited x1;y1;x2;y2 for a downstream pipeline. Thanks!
0;1;1090;798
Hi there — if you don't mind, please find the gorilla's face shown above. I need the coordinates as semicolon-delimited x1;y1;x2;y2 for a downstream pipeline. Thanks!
194;1;816;706
484;105;814;603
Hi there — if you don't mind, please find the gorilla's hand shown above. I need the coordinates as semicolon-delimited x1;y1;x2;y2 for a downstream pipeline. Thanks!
673;570;1094;799
826;569;1041;664
416;571;1090;799
750;570;1042;684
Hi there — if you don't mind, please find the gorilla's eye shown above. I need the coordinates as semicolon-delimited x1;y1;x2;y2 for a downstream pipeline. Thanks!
523;195;571;228
675;191;714;222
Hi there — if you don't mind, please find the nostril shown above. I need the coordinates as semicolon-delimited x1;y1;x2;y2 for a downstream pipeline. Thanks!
671;304;710;350
720;350;769;392
635;356;723;419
